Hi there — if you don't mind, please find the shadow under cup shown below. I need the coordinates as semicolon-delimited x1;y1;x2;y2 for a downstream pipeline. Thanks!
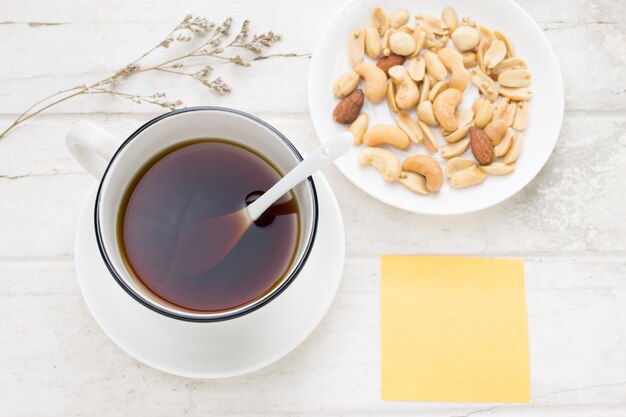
94;107;319;322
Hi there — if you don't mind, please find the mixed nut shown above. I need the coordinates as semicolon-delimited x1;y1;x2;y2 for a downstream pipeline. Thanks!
331;6;532;195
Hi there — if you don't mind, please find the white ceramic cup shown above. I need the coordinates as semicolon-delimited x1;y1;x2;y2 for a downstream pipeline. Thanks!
66;107;319;322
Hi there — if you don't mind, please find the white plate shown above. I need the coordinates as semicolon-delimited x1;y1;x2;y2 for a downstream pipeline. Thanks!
74;172;345;378
309;0;564;215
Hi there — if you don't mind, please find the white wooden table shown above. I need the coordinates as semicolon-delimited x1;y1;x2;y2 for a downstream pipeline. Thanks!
1;0;625;415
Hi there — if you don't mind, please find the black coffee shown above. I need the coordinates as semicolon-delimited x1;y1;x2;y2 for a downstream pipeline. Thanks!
118;140;300;313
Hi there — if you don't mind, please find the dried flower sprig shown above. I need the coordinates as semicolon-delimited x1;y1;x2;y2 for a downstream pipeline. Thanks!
0;15;284;140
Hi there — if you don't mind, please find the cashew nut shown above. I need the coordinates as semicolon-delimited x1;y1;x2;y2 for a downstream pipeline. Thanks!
422;51;447;81
333;71;360;98
359;147;401;182
349;113;369;146
348;29;365;68
417;100;438;127
372;7;389;36
402;154;444;192
417;121;439;153
354;62;387;103
450;165;486;188
445;157;476;178
389;8;410;29
480;162;515;175
364;26;382;60
433;88;462;132
363;124;410;150
441;138;470;159
399;171;429;195
388;65;419;109
396;112;423;144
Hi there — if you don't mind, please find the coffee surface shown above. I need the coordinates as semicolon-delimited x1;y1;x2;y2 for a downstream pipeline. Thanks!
119;140;300;312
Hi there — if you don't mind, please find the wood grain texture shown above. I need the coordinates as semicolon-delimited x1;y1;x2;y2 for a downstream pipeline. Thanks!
0;0;625;415
1;257;625;416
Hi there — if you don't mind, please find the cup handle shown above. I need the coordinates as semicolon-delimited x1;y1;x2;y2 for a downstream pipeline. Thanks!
66;121;122;179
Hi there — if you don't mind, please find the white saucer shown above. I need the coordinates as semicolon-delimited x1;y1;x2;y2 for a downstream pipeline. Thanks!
74;172;345;378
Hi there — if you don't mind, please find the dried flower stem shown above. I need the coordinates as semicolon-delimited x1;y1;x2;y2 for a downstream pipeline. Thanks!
0;15;284;140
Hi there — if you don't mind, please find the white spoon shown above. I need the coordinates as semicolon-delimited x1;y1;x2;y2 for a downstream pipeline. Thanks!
172;132;353;276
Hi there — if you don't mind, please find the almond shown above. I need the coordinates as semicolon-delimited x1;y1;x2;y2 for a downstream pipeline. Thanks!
376;54;405;76
469;126;494;165
332;89;364;124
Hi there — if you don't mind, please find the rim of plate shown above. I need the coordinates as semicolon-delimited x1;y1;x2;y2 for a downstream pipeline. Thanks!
308;0;564;215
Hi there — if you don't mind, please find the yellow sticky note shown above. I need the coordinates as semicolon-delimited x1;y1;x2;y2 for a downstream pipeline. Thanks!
381;256;529;403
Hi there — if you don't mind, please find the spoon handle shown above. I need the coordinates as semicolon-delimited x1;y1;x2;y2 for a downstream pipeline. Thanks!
247;132;353;222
